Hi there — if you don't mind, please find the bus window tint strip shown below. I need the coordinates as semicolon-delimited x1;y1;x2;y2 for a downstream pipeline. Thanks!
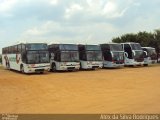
110;44;123;51
59;44;78;51
131;44;142;50
26;44;48;50
86;45;101;51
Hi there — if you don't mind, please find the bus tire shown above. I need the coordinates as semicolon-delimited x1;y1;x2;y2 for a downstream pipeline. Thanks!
6;63;10;70
52;63;56;72
20;64;25;73
80;63;83;70
144;64;148;67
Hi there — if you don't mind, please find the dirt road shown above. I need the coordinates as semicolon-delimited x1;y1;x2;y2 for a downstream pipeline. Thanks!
0;65;160;113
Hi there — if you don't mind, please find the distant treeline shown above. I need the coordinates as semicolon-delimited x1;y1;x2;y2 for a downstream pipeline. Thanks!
112;29;160;54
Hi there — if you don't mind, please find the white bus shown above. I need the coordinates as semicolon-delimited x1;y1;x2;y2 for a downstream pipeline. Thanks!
121;42;144;66
78;44;103;70
142;47;157;66
48;44;80;71
2;43;50;73
100;43;124;68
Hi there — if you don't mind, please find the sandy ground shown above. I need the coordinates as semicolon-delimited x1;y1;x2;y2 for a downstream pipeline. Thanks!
0;64;160;113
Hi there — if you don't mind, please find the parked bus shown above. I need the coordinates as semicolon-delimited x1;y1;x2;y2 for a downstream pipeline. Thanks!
121;42;144;66
2;43;50;73
48;44;80;71
142;47;157;66
158;53;160;63
78;44;103;69
100;43;124;68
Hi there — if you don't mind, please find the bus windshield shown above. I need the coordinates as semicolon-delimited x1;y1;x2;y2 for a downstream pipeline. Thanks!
112;52;124;61
131;44;142;50
86;45;101;51
147;49;156;56
86;51;102;61
59;44;78;51
26;44;48;50
61;51;79;62
27;51;49;64
110;44;123;51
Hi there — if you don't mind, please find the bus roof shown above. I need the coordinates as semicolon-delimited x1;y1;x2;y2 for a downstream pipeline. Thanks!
49;43;78;46
142;47;155;49
121;42;140;44
100;43;121;45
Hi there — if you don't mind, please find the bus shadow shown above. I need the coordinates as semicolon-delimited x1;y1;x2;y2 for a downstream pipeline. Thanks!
102;67;124;70
124;65;144;68
5;69;49;76
79;68;102;71
49;70;80;73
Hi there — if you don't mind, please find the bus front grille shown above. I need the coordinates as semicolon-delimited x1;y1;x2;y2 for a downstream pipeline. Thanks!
35;69;44;72
92;66;99;69
67;67;75;70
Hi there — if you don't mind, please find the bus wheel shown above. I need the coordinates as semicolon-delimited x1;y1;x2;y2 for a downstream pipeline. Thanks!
144;64;148;67
6;63;10;70
20;65;25;73
80;63;83;70
52;63;56;72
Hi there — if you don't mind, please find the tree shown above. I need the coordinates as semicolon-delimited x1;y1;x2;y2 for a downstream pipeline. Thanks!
112;29;160;54
154;29;160;54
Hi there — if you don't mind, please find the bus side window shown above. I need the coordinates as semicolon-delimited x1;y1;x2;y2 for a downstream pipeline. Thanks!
57;52;61;62
22;44;26;52
22;52;27;63
80;51;86;61
103;50;112;61
2;48;5;54
13;45;18;54
8;46;12;54
54;52;60;62
124;44;132;59
18;45;22;53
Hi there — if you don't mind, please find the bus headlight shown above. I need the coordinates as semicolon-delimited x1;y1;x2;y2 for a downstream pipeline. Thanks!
87;62;92;65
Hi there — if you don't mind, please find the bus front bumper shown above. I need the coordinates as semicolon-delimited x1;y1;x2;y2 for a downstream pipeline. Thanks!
103;61;124;68
25;64;50;73
81;61;103;69
59;65;80;71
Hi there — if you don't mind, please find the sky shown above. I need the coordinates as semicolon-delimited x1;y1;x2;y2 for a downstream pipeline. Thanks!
0;0;160;53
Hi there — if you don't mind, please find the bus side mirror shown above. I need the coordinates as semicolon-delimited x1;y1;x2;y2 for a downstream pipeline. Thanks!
124;52;128;58
132;51;136;56
143;51;148;57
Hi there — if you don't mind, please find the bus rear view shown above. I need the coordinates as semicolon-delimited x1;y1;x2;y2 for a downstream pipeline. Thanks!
121;42;144;66
100;43;124;68
78;44;103;70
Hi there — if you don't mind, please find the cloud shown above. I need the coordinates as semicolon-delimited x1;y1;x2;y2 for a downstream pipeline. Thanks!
0;0;18;17
65;3;83;19
0;0;17;13
49;0;59;5
20;19;118;44
63;0;134;20
0;0;160;53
